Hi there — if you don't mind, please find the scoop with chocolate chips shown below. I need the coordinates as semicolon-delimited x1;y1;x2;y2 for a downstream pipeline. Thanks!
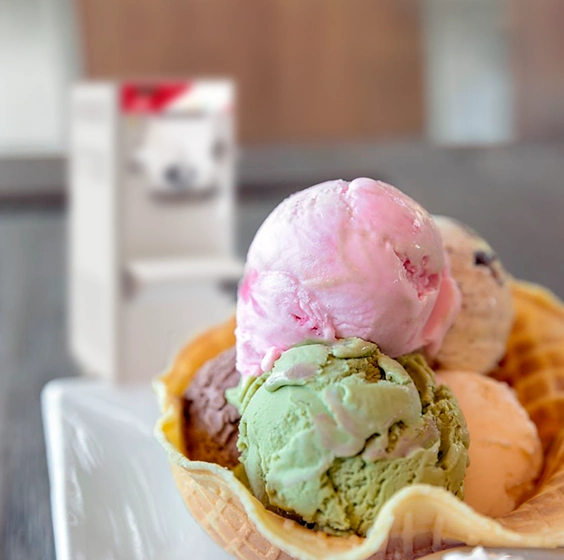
432;216;514;374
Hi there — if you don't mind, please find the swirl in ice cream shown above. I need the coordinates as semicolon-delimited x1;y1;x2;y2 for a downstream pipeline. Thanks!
236;178;461;378
232;339;469;536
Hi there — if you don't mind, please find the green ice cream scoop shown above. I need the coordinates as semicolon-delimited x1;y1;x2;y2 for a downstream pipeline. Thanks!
232;338;469;537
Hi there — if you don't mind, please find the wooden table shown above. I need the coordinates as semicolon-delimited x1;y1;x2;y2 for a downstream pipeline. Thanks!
2;140;564;559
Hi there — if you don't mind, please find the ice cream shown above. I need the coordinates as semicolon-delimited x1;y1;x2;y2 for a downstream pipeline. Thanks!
234;338;469;536
156;174;564;560
433;217;514;374
236;178;461;378
183;346;241;468
436;371;542;518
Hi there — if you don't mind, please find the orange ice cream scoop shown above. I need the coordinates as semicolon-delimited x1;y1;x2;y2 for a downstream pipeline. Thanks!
436;370;543;518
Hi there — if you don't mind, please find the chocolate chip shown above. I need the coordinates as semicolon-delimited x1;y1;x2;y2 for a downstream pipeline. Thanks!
474;250;498;267
474;250;504;286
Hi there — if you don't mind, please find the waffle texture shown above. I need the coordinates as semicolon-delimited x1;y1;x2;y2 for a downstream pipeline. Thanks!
492;281;564;450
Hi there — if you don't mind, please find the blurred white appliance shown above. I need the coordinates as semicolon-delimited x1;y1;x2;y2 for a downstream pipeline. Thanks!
69;80;242;383
423;0;515;145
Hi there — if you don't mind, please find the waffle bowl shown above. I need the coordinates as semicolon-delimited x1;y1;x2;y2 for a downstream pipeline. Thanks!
154;281;564;560
492;280;564;451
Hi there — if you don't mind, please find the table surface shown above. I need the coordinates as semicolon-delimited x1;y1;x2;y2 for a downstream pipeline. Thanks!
2;140;564;559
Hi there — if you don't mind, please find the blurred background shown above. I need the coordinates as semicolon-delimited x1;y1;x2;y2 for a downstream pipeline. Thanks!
1;0;564;558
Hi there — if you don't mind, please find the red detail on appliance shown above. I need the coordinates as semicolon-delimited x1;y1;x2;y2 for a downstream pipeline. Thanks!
120;82;191;113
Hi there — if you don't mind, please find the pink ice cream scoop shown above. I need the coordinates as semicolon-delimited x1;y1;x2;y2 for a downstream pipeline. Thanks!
236;178;461;378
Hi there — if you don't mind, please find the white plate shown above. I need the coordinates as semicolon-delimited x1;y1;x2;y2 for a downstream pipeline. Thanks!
41;378;233;560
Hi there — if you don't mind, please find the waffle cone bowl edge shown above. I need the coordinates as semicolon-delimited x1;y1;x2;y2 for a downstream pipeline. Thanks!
154;280;564;560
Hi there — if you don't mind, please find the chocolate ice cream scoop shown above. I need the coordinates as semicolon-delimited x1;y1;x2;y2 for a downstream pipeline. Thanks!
183;346;241;468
